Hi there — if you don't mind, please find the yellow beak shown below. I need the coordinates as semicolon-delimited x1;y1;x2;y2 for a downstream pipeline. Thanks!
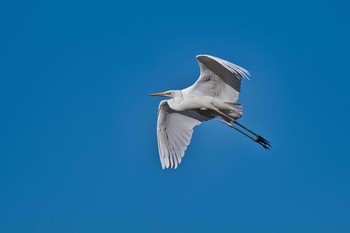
148;92;167;96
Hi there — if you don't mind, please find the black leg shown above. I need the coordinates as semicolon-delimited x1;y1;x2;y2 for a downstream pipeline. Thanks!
214;118;271;150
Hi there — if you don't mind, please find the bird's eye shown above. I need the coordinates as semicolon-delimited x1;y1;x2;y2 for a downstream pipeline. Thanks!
167;92;171;95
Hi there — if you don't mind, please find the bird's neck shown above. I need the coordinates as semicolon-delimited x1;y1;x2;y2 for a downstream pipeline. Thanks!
167;90;184;111
172;90;183;101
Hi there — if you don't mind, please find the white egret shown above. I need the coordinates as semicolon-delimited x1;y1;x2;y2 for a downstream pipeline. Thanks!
149;54;270;169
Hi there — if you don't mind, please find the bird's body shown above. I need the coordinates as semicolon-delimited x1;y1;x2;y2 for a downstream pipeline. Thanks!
168;92;230;112
149;54;270;169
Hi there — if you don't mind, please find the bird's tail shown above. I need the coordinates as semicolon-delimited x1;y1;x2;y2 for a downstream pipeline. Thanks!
224;102;243;120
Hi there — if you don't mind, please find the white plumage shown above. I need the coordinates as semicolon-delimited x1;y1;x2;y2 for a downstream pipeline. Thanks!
149;55;270;169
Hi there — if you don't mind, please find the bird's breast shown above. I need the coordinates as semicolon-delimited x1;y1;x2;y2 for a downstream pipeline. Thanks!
168;97;209;112
167;99;187;111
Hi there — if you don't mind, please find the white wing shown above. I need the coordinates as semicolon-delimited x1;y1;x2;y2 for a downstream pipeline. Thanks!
184;54;250;103
157;100;212;169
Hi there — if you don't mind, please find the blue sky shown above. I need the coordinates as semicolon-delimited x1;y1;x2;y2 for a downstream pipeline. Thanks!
1;0;350;232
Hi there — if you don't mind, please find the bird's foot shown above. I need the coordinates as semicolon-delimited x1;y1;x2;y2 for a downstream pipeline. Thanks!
254;135;271;150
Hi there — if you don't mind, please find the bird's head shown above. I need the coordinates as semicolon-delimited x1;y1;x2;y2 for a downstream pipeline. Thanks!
148;90;182;99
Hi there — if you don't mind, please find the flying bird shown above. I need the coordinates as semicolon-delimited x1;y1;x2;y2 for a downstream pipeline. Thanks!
149;54;270;169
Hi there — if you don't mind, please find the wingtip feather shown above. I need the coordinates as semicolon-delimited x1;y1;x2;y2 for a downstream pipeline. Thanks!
196;54;251;80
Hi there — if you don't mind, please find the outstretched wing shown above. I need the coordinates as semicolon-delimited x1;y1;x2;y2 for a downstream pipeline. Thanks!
157;100;212;169
184;54;250;103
